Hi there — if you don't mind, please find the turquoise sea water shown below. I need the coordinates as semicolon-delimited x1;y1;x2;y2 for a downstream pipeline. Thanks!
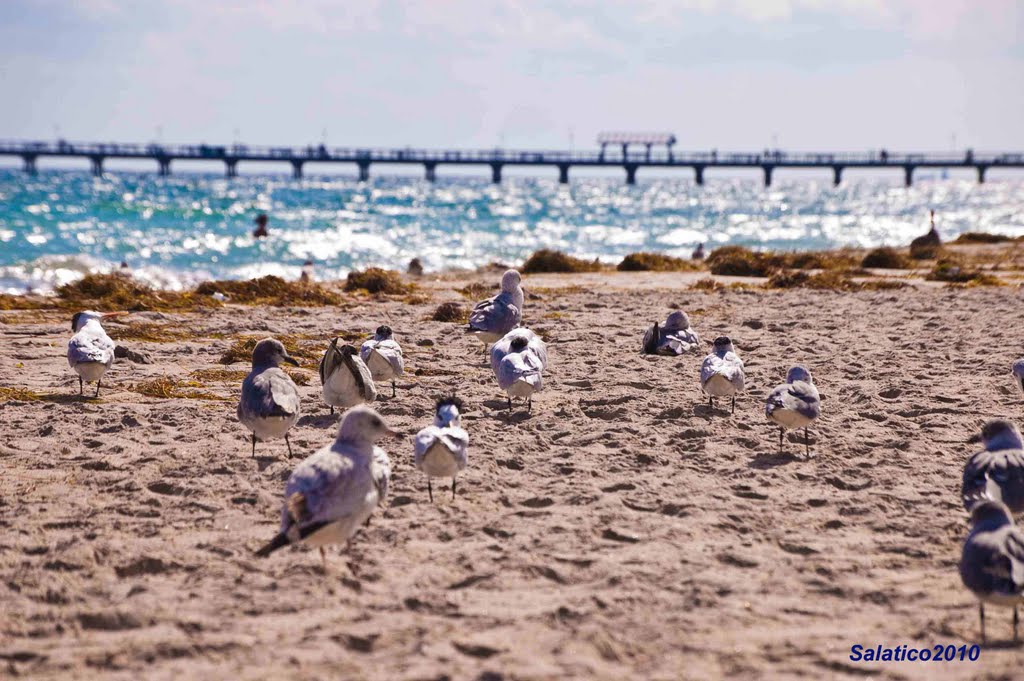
1;169;1022;293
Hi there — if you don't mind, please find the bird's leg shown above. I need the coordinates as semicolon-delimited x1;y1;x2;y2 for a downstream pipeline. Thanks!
285;433;294;458
1014;605;1019;643
452;476;457;500
805;427;810;457
320;547;327;573
95;378;101;398
78;376;83;396
528;397;532;412
731;396;735;414
507;397;513;411
708;396;713;410
391;380;396;398
428;478;434;503
251;433;256;458
980;603;986;645
779;428;784;453
330;405;334;415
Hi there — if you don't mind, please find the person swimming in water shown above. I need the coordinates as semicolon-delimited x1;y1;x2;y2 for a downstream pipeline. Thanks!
253;213;269;239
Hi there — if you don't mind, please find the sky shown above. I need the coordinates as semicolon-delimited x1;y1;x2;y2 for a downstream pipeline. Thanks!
1;0;1022;153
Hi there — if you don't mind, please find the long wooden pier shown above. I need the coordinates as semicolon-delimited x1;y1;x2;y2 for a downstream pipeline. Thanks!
2;139;1022;187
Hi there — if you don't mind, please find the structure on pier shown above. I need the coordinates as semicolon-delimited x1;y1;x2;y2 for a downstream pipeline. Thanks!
2;139;1021;187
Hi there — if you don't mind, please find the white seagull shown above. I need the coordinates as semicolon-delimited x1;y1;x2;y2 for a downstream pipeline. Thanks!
67;310;126;397
765;365;821;456
959;498;1024;644
255;406;396;571
319;338;377;413
360;325;404;398
494;333;545;412
700;335;745;413
237;338;302;458
414;396;470;502
467;269;524;355
962;420;1024;514
642;311;701;356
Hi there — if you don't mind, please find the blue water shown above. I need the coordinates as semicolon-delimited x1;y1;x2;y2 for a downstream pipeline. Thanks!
1;169;1022;293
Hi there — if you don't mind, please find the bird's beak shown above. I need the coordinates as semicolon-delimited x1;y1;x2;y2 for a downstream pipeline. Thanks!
967;433;983;444
101;311;129;319
283;356;300;367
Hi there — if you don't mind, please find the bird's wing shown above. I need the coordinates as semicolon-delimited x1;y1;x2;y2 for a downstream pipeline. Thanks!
283;448;361;531
319;338;342;385
68;330;114;365
378;339;404;373
1006;529;1024;589
241;371;296;419
469;292;519;335
359;339;376;362
962;450;1024;512
642;323;660;355
267;368;301;416
782;381;820;419
414;426;441;458
344;352;377;401
699;355;719;385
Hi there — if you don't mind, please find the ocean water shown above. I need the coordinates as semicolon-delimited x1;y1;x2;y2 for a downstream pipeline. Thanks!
1;169;1022;293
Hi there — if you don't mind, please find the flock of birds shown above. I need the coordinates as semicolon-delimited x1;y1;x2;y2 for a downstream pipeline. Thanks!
62;269;1024;644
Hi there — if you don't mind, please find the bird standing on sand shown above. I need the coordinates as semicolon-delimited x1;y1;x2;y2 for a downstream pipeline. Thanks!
360;325;404;398
765;366;821;456
494;332;546;412
67;310;126;397
909;209;941;259
414;396;469;502
642;311;701;356
237;338;302;458
1012;359;1024;394
319;338;377;412
467;269;524;355
962;420;1024;514
490;327;548;374
255;406;396;571
700;336;745;413
959;498;1024;644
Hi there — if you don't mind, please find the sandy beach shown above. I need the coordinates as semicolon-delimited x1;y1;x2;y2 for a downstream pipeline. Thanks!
2;270;1023;680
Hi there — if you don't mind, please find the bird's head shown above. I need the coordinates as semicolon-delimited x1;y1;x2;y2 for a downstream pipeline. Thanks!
786;365;813;384
712;336;734;353
338;406;398;443
435;394;465;427
510;336;529;352
251;338;299;368
374;325;393;340
501;269;522;292
71;310;127;332
968;419;1023;451
967;498;1013;531
665;311;690;330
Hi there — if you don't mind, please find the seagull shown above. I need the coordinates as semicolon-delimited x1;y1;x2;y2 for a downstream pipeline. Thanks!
490;327;548;374
67;310;126;397
1013;358;1024;394
319;338;377;413
700;336;745;413
642;311;701;356
765;365;821;456
255;406;396;571
360;325;404;398
237;338;302;458
959;497;1024;644
495;335;545;412
414;396;469;502
962;420;1024;514
467;269;524;355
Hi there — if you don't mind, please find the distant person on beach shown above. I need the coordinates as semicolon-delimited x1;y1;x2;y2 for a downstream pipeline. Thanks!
407;258;424;277
253;213;269;239
300;260;314;283
692;243;705;260
880;149;888;163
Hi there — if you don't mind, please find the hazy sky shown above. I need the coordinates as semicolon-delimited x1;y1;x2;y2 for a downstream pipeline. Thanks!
1;0;1022;152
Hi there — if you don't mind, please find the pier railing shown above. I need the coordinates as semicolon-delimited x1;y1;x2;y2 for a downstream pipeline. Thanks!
1;139;1021;186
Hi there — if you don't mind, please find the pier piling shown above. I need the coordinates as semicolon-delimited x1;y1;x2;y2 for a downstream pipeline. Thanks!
558;164;569;184
490;163;502;184
903;166;914;187
694;165;705;186
22;154;37;175
424;162;437;182
225;160;238;178
624;164;637;185
358;160;370;182
291;160;303;180
832;166;843;186
89;156;104;177
158;158;171;176
763;165;773;188
978;166;987;184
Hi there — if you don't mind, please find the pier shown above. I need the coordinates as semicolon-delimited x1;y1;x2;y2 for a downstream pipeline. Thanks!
2;139;1022;187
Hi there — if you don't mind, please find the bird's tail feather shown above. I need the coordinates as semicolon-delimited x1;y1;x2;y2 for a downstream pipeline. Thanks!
254;533;290;558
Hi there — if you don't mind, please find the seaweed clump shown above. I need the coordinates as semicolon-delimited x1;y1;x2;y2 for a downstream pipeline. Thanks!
521;250;603;274
432;302;467;323
344;268;412;295
861;247;910;269
706;246;773;277
127;377;226;401
57;274;212;312
218;335;324;366
953;232;1018;244
195;276;342;306
617;252;699;272
927;259;1003;286
766;270;906;291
